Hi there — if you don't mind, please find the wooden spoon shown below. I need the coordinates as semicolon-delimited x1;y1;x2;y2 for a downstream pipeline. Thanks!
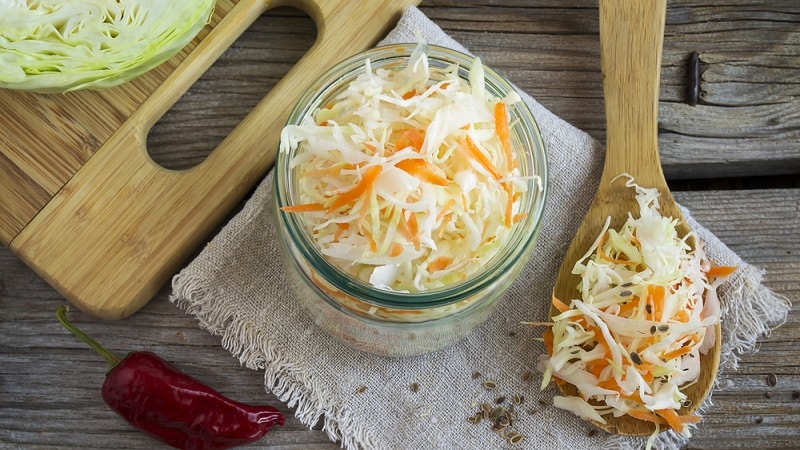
549;0;721;436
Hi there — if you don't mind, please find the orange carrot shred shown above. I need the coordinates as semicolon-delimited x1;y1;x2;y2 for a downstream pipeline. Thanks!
552;295;570;313
281;203;325;213
428;256;452;272
655;408;686;434
628;409;666;425
661;345;692;361
328;165;382;212
543;327;555;356
459;136;502;180
502;182;513;228
494;102;514;172
389;242;404;257
396;159;449;186
705;265;737;278
404;129;425;152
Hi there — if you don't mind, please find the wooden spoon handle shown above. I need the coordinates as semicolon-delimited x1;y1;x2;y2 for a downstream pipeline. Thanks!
599;0;667;188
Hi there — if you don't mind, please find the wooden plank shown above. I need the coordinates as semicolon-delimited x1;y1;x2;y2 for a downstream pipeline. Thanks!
1;188;796;448
419;0;800;180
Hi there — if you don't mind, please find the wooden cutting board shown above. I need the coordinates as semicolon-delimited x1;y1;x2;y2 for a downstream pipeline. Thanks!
1;0;420;319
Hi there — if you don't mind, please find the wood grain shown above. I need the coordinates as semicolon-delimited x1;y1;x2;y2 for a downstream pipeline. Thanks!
1;0;798;448
1;188;797;449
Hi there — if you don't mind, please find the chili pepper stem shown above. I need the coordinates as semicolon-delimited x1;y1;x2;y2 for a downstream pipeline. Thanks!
56;305;120;368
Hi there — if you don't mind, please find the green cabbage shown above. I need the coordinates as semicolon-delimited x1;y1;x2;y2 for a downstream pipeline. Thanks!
0;0;216;93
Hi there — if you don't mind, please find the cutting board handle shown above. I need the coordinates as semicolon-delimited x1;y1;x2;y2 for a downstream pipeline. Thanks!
12;0;420;319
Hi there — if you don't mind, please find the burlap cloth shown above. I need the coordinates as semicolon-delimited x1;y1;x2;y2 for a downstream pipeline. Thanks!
170;7;791;449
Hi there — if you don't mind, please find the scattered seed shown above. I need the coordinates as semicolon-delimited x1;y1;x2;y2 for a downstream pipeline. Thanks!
650;325;657;335
767;373;778;387
658;324;670;332
490;406;505;420
630;351;643;365
527;408;538;415
482;380;498;391
507;432;525;445
619;289;632;297
645;304;653;314
755;417;764;424
509;330;517;337
355;385;367;394
410;382;420;393
472;371;482;380
682;399;693;408
495;396;506;404
521;371;533;382
538;399;549;407
496;415;510;428
792;390;800;400
622;282;633;287
765;391;773;399
587;428;598;437
467;414;481;424
513;394;524;405
481;402;493;415
491;422;506;433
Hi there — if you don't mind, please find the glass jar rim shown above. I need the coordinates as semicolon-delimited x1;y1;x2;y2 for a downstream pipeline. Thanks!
274;43;548;309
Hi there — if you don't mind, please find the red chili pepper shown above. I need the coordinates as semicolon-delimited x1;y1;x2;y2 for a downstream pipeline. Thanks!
56;306;284;450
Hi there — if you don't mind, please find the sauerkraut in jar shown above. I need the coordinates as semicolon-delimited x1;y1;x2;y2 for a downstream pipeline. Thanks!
274;42;547;356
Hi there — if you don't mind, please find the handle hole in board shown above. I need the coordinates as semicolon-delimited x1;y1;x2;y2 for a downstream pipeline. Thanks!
147;7;316;170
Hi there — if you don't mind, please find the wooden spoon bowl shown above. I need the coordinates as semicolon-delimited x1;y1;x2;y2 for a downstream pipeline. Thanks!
549;0;721;436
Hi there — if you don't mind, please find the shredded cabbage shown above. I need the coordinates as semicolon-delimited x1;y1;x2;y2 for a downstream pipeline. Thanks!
280;42;531;292
0;0;216;93
541;174;734;438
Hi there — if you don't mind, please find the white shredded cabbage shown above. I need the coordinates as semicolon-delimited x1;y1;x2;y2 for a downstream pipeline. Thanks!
280;42;530;292
543;174;733;437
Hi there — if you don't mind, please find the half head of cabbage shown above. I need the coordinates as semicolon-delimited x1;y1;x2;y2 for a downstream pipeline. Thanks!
0;0;217;93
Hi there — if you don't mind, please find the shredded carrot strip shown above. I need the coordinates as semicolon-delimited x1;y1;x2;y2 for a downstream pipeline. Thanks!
705;265;737;278
512;212;528;223
333;223;349;242
328;165;382;212
281;203;325;213
661;345;693;361
460;135;502;180
403;129;425;152
389;242;404;257
627;409;666;425
551;296;570;313
494;102;514;172
655;408;686;434
648;284;666;322
543;327;555;355
396;158;448;186
503;182;513;228
436;199;456;222
428;256;453;272
399;212;421;251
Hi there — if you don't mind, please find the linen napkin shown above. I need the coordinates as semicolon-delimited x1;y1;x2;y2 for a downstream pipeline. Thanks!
170;6;791;449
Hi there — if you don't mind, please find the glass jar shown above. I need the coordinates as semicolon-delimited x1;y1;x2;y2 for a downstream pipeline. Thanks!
273;44;547;357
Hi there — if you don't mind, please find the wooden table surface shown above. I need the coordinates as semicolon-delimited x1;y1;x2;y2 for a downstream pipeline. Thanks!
2;1;798;448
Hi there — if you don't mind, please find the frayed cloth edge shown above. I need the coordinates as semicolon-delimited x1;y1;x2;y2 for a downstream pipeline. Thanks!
169;272;386;450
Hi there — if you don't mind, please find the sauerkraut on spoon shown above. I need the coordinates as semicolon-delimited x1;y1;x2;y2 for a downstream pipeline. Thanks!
538;175;735;440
